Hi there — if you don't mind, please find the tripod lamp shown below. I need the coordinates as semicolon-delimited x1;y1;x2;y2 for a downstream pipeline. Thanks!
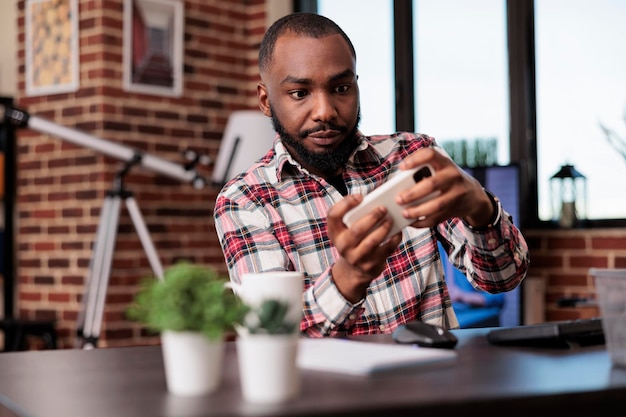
1;103;208;348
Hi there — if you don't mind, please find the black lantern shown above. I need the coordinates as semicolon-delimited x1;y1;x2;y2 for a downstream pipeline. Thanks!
550;164;587;228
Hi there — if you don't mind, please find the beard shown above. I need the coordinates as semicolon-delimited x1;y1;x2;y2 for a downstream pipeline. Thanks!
270;106;361;176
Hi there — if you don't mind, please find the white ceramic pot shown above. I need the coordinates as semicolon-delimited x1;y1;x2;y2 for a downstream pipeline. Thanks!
236;334;300;403
161;330;224;396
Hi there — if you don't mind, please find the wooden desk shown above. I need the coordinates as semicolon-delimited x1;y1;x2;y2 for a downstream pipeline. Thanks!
0;328;624;417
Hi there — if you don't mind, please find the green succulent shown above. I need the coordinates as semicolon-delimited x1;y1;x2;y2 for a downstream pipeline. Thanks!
126;262;249;341
241;299;299;335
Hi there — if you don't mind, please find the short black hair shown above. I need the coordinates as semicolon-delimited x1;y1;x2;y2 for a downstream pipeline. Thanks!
258;12;356;74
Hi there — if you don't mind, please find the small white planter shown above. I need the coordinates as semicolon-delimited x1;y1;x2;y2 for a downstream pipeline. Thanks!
236;334;300;403
161;330;224;396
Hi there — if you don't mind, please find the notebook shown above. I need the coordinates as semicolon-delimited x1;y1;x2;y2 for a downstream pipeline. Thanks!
486;317;605;348
297;338;457;376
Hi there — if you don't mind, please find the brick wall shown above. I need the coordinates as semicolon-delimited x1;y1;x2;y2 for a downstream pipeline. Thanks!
524;228;626;322
14;0;268;348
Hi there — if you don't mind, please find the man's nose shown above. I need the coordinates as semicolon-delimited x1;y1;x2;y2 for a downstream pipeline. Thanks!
311;92;338;122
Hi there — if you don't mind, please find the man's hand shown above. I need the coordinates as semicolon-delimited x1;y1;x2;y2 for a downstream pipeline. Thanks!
327;195;402;303
326;146;495;304
395;147;495;230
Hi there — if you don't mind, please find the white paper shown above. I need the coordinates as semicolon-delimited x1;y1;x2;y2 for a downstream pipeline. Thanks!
297;338;457;376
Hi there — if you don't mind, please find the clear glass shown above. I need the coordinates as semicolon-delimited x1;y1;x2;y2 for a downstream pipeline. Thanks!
317;0;395;135
413;0;509;166
535;0;626;220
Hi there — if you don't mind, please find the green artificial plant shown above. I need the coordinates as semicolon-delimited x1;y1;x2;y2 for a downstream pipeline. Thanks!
239;299;299;335
126;262;249;341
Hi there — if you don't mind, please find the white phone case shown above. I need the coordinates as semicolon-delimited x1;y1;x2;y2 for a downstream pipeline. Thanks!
342;164;440;239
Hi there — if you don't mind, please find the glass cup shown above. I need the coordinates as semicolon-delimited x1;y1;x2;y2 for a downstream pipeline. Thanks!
590;268;626;367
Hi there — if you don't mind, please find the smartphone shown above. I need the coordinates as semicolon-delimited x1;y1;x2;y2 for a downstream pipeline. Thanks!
342;164;439;239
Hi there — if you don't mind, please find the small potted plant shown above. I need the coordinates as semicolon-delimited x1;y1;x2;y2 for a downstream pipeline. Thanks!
126;261;248;396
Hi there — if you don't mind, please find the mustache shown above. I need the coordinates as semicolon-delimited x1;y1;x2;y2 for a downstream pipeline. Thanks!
299;123;348;139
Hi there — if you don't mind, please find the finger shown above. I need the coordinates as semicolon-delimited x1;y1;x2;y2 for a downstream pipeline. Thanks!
329;194;362;218
343;217;394;265
399;147;436;170
379;232;403;252
395;174;439;206
327;195;363;239
402;196;441;221
346;205;388;241
356;231;402;276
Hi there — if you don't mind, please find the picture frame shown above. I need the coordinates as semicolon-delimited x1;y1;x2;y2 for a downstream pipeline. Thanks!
25;0;80;97
123;0;184;97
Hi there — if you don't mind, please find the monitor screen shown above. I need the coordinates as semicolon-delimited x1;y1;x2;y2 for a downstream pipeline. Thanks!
446;165;522;328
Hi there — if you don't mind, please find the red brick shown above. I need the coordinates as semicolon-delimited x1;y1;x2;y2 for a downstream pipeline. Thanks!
34;177;54;186
546;273;590;287
34;276;55;285
547;236;586;250
62;273;85;284
48;226;71;234
101;15;123;30
49;293;72;303
591;237;626;250
528;255;565;268
62;208;84;217
20;292;42;302
48;259;70;268
31;209;56;219
62;106;84;117
569;256;609;268
33;242;56;251
49;192;71;201
61;241;84;250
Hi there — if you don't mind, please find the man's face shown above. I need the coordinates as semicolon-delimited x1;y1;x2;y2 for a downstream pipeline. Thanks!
257;33;360;177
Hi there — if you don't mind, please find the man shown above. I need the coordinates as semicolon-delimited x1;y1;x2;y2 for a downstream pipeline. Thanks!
214;12;529;337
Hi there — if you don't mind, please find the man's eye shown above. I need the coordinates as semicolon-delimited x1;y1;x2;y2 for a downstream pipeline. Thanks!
289;90;308;99
336;85;350;94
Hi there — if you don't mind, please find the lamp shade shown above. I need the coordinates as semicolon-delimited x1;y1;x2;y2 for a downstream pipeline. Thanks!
551;164;586;179
211;110;277;186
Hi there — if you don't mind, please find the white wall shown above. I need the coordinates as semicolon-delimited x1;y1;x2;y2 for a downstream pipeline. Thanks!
0;2;17;97
267;0;292;27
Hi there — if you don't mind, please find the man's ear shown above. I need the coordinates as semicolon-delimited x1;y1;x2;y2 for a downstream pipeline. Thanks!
257;82;271;117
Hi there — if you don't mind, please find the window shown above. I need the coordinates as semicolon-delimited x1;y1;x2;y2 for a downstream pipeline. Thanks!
317;0;395;136
413;0;509;166
298;0;626;227
535;0;626;221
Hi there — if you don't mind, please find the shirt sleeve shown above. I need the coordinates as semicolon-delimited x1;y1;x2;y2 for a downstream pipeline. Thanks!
214;193;365;337
440;202;530;295
301;269;367;337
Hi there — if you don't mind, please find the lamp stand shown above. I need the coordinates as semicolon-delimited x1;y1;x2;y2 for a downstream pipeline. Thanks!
76;164;165;348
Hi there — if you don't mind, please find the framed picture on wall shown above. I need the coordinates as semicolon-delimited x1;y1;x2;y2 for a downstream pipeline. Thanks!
123;0;184;97
25;0;80;97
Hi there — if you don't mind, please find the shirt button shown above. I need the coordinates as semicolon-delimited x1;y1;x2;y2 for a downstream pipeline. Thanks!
349;314;357;320
379;324;385;332
488;238;496;245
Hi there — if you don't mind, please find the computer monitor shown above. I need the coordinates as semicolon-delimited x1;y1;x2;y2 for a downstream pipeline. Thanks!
465;165;521;229
445;164;522;328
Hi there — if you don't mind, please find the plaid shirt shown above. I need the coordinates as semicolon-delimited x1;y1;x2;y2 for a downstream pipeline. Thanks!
214;131;529;337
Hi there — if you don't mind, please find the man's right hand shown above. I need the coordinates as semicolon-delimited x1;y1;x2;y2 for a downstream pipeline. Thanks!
326;195;402;303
